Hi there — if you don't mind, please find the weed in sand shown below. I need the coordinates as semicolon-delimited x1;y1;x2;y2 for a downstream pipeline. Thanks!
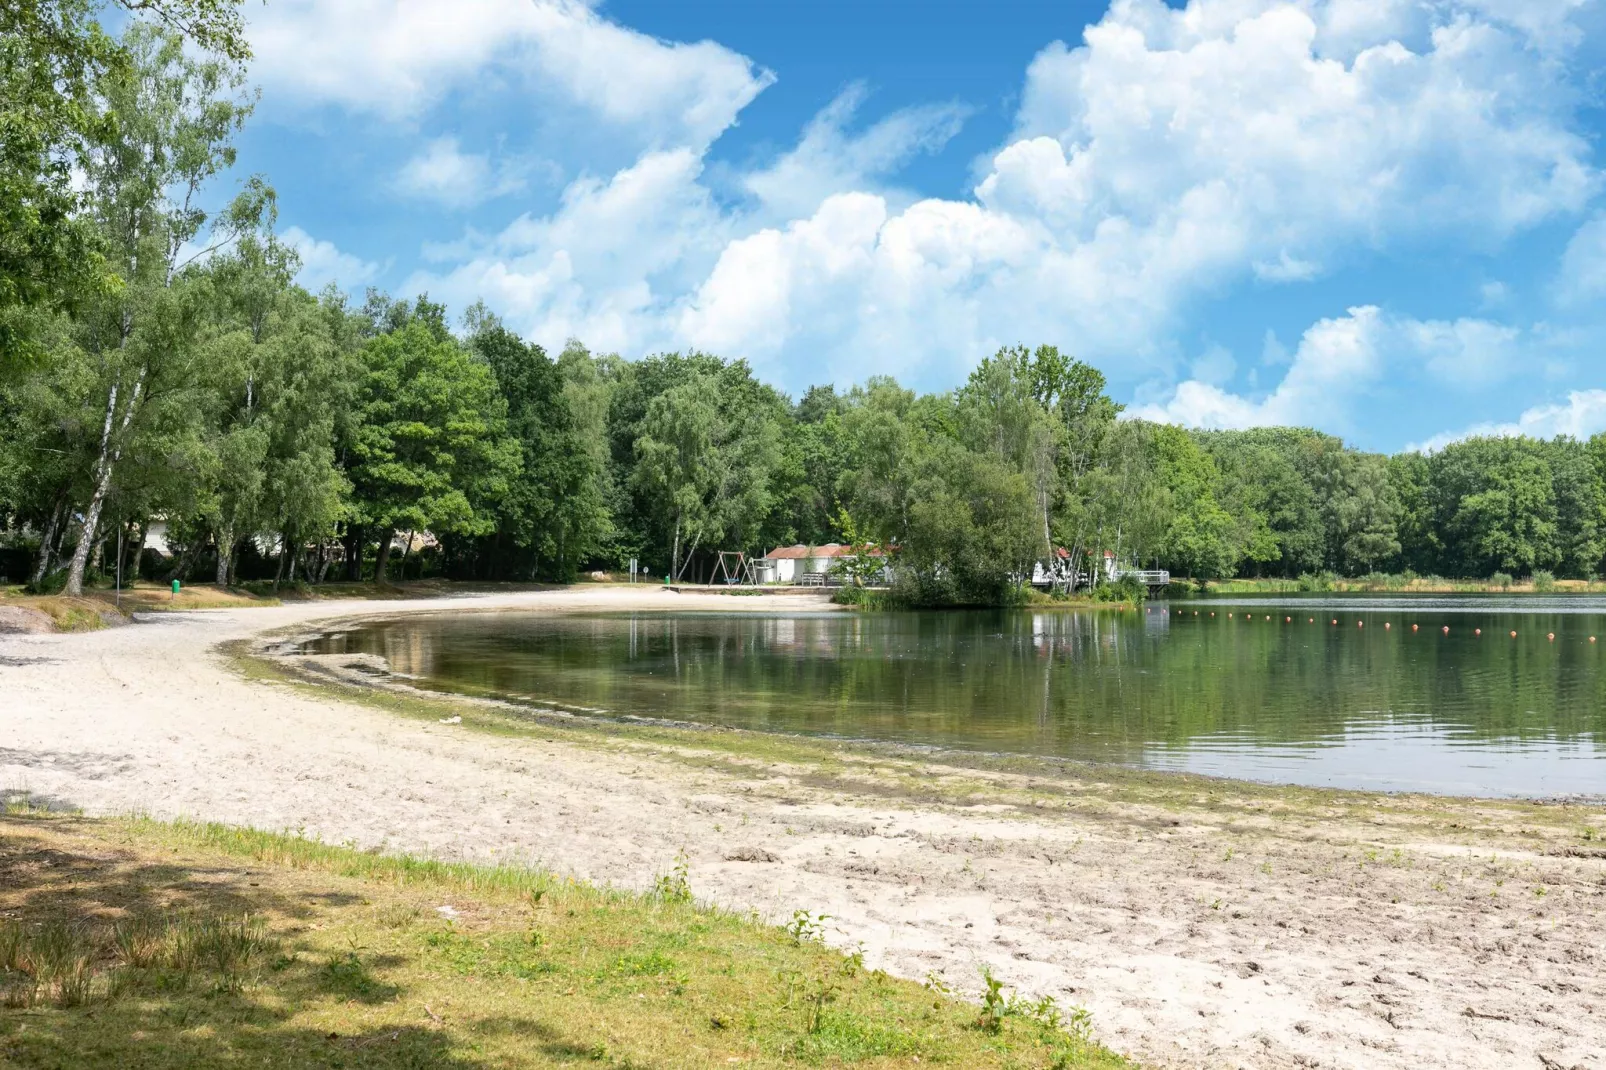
650;849;694;904
978;966;1009;1033
785;909;829;944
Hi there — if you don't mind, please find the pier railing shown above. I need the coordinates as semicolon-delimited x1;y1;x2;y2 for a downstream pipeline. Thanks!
1116;569;1171;586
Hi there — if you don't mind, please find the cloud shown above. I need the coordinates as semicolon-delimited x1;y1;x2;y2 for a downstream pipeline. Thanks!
1411;390;1606;452
993;1;1592;259
742;85;969;221
283;226;383;291
372;0;1597;400
1128;306;1389;430
394;137;528;208
1400;317;1523;387
249;0;773;149
1129;308;1527;431
675;0;1596;385
1558;216;1606;305
400;150;731;355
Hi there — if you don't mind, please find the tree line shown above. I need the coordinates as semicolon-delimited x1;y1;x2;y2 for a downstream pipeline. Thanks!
5;6;1605;605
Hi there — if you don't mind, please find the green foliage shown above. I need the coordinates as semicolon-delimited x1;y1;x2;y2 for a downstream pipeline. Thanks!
344;310;519;578
1296;571;1336;592
831;584;889;609
1;17;1602;603
649;851;693;904
618;353;784;581
1;1;249;369
1532;569;1557;592
1092;574;1146;603
1429;437;1561;576
784;910;829;944
463;316;610;580
832;507;889;588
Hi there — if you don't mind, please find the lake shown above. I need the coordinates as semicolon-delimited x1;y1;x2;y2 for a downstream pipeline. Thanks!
301;597;1606;798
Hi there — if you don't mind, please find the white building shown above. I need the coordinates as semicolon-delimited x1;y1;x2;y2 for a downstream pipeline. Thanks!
763;543;894;585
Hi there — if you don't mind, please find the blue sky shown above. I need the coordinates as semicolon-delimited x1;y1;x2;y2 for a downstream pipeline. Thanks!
227;0;1606;452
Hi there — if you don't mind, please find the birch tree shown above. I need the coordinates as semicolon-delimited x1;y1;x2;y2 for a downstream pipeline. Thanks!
61;24;253;594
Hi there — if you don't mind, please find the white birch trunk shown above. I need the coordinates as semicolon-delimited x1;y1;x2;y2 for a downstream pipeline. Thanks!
65;368;145;596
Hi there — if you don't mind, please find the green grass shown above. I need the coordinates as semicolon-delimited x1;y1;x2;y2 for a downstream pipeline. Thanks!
0;812;1130;1069
0;583;286;631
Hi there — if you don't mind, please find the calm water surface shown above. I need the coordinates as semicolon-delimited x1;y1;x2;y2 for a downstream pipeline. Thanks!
303;597;1606;798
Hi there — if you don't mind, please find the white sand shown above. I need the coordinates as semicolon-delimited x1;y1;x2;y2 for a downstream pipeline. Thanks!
1;587;1601;1069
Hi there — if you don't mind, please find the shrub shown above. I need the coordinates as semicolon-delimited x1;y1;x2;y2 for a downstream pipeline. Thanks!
831;585;888;609
1296;571;1336;592
1490;571;1513;590
1092;574;1147;604
1532;570;1557;593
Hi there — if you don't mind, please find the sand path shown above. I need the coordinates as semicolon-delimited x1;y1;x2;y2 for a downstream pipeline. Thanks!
1;588;1601;1069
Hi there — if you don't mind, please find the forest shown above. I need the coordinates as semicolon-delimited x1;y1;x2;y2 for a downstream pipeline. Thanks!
6;4;1606;606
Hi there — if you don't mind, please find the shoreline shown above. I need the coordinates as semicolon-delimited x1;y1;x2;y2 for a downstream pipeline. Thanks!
3;587;1603;1069
259;623;1606;808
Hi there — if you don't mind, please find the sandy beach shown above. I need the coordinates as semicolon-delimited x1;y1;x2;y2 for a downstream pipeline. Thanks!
1;587;1601;1069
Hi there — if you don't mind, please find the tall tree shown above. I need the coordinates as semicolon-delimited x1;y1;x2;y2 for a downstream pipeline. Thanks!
1;1;249;369
1430;437;1559;576
469;317;609;580
345;308;518;582
61;24;255;594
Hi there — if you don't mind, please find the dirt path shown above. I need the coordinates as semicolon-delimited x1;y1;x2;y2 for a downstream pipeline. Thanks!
1;588;1602;1069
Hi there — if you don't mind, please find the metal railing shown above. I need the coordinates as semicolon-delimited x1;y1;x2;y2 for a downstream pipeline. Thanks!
1116;569;1171;586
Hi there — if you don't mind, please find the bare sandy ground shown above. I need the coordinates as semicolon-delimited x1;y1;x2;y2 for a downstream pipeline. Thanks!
1;587;1602;1069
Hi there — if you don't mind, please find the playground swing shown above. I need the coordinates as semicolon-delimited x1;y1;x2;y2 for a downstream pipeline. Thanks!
713;550;756;585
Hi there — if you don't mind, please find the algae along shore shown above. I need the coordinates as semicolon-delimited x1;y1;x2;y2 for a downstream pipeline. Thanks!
2;588;1603;1069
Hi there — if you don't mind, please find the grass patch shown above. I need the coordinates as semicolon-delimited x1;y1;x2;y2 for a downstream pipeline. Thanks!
0;812;1129;1069
0;582;284;629
112;583;284;612
6;595;118;631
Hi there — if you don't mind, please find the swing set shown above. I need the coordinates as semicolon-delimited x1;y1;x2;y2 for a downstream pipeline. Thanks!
713;550;758;585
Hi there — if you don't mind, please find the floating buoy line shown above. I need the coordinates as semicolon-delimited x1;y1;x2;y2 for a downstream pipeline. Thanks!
1143;610;1596;644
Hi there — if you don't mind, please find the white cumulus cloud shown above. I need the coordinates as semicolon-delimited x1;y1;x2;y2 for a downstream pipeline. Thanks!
1411;390;1606;452
283;226;383;291
1128;306;1390;430
1129;308;1529;431
249;0;773;149
401;150;730;356
291;0;1600;407
672;0;1597;385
